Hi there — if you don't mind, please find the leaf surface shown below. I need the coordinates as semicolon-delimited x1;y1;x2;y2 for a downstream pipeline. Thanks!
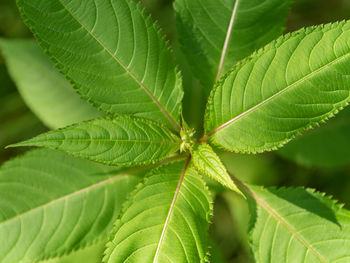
174;0;293;93
205;21;350;153
0;149;139;263
0;38;102;129
278;107;350;168
42;240;105;263
104;160;212;263
245;185;350;263
17;0;183;130
192;143;242;195
9;117;180;166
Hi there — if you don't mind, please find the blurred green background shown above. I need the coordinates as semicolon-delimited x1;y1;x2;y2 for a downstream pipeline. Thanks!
1;0;350;262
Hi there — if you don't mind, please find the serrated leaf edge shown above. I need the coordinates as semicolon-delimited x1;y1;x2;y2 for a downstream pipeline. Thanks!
7;115;181;167
245;184;346;263
204;20;350;154
16;0;184;131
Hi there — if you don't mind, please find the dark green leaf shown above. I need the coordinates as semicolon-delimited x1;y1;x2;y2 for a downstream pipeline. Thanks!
174;0;293;93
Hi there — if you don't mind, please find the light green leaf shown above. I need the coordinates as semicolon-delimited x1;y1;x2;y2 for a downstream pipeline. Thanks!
0;149;139;263
17;0;183;130
204;21;350;153
174;0;293;94
41;240;105;263
9;117;180;166
278;107;350;169
0;38;102;129
192;143;243;196
246;185;350;263
104;160;213;263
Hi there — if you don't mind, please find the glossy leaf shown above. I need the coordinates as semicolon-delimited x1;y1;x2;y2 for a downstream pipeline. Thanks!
174;0;293;93
279;107;350;168
246;185;350;263
192;143;243;195
205;21;350;153
9;117;180;166
17;0;183;130
104;160;213;263
0;149;139;263
0;38;102;129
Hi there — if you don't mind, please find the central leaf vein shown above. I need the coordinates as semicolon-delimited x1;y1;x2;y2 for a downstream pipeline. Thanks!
208;50;350;138
56;0;180;131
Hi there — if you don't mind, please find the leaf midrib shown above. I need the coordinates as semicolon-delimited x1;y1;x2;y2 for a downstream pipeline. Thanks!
253;191;327;263
0;174;128;227
55;0;180;130
152;157;191;263
208;49;350;137
215;0;240;82
234;180;328;263
19;138;179;144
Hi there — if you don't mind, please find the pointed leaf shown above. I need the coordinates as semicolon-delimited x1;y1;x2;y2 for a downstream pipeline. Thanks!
245;185;350;263
204;21;350;153
0;149;139;263
192;143;243;195
17;0;183;130
104;160;213;263
0;38;102;129
174;0;293;93
278;107;350;168
9;117;180;166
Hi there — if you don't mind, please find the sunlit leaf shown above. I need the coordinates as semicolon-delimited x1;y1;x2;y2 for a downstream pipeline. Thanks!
0;149;139;262
17;0;183;130
192;143;243;195
246;185;350;263
104;160;212;263
9;117;180;166
205;21;350;153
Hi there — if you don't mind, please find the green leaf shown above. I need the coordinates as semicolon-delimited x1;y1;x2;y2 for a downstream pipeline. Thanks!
174;0;293;94
0;93;46;151
42;240;105;263
9;117;180;166
208;239;225;263
17;0;183;130
278;107;350;169
104;160;213;263
192;143;243;196
0;149;139;263
0;38;102;129
204;21;350;153
245;185;350;263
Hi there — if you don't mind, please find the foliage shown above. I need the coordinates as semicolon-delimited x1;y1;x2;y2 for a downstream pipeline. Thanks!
0;0;350;262
0;39;102;129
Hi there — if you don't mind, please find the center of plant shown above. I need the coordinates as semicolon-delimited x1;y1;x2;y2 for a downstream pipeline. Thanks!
180;127;195;152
